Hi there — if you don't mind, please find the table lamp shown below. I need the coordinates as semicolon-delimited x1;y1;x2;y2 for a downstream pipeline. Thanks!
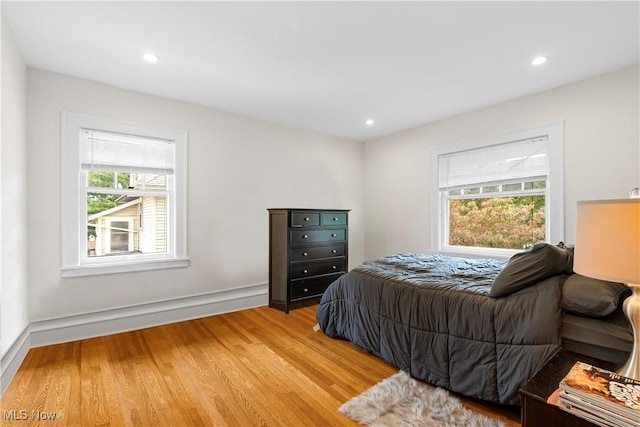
574;198;640;380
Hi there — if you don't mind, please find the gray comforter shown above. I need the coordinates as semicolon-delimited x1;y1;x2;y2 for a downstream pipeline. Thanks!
316;253;565;405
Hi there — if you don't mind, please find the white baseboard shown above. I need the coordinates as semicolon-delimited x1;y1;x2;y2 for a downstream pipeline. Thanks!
1;326;31;396
1;283;268;397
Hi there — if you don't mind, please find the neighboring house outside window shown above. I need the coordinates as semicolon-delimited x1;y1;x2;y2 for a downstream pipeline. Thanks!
86;174;167;257
61;112;188;277
431;122;564;258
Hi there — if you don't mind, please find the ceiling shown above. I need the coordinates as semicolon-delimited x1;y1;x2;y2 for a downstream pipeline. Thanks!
3;1;639;141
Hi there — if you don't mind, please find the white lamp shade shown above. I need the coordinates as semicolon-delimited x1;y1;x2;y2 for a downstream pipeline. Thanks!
574;199;640;284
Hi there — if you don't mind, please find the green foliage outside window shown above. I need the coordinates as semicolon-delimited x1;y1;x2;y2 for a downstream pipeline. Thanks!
449;196;545;250
87;171;131;237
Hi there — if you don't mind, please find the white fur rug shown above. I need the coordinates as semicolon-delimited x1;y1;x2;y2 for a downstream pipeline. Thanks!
339;371;506;427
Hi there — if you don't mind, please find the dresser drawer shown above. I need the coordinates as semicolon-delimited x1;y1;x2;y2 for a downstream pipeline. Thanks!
290;274;341;301
290;260;346;279
291;212;320;227
289;244;345;262
290;229;346;244
321;212;348;226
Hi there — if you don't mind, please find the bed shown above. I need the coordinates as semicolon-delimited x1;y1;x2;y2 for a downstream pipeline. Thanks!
560;272;633;365
315;244;633;406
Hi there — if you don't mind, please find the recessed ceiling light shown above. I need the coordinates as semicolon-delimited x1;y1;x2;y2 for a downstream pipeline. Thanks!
531;56;547;66
142;53;159;63
365;119;375;126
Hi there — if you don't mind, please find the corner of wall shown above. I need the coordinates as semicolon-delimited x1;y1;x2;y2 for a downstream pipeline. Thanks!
1;8;31;392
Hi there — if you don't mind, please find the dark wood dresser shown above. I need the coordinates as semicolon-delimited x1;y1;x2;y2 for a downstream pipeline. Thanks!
268;209;349;313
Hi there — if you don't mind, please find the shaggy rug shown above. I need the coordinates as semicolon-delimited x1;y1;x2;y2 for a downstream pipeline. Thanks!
339;371;506;427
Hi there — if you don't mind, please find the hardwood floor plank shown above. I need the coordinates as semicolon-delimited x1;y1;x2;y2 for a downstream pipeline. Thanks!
200;340;294;426
102;334;148;427
1;304;520;426
136;328;207;426
168;321;272;426
46;343;80;427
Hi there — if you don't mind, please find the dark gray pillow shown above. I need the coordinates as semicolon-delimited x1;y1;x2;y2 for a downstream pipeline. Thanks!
562;274;630;317
490;242;574;297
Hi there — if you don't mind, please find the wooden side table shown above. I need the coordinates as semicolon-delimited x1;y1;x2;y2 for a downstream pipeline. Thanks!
519;350;619;427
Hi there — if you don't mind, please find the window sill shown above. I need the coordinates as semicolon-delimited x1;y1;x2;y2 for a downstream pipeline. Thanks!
61;257;190;278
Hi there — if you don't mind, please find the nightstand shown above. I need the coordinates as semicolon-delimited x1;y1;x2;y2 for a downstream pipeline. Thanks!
519;349;620;427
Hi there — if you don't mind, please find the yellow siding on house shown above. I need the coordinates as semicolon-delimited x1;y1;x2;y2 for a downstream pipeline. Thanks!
155;197;167;252
139;196;167;253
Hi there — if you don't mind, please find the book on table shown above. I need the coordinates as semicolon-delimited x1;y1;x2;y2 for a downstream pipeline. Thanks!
557;361;640;427
559;390;638;427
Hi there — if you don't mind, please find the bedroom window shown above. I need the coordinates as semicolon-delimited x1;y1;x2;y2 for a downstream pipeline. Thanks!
61;112;189;277
432;122;564;258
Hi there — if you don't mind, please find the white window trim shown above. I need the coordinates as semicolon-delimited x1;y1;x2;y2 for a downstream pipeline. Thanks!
430;121;564;259
61;112;189;277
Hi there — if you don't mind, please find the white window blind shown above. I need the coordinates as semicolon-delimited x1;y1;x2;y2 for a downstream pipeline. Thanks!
438;136;548;191
80;129;175;175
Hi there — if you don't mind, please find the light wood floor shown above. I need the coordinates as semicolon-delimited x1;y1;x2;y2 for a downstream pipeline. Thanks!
1;304;521;426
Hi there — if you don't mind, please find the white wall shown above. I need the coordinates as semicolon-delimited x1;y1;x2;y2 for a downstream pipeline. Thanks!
363;65;640;260
27;69;364;322
1;14;29;358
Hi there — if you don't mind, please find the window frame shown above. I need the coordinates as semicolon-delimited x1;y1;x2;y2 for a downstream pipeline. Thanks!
61;112;189;277
431;122;564;259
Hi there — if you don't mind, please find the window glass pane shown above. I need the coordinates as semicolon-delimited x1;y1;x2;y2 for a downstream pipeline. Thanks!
86;193;167;257
87;171;132;189
482;185;499;193
88;171;115;188
448;196;545;250
118;173;131;189
502;183;522;192
464;187;480;195
533;180;546;189
87;191;119;212
132;173;167;191
448;189;461;196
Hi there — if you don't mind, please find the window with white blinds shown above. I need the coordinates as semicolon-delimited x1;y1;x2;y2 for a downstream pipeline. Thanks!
431;122;564;257
438;137;548;192
61;112;189;277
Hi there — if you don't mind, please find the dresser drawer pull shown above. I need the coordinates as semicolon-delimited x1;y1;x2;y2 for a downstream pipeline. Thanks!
304;217;310;221
333;217;338;221
303;234;308;239
304;288;309;293
303;269;308;274
303;252;308;256
332;265;337;269
331;249;337;254
331;233;337;237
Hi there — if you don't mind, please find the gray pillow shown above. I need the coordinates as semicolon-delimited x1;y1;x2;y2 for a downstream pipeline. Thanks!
562;274;630;317
490;242;574;297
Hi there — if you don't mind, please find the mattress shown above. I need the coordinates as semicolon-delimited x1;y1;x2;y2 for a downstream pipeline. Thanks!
561;308;633;365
